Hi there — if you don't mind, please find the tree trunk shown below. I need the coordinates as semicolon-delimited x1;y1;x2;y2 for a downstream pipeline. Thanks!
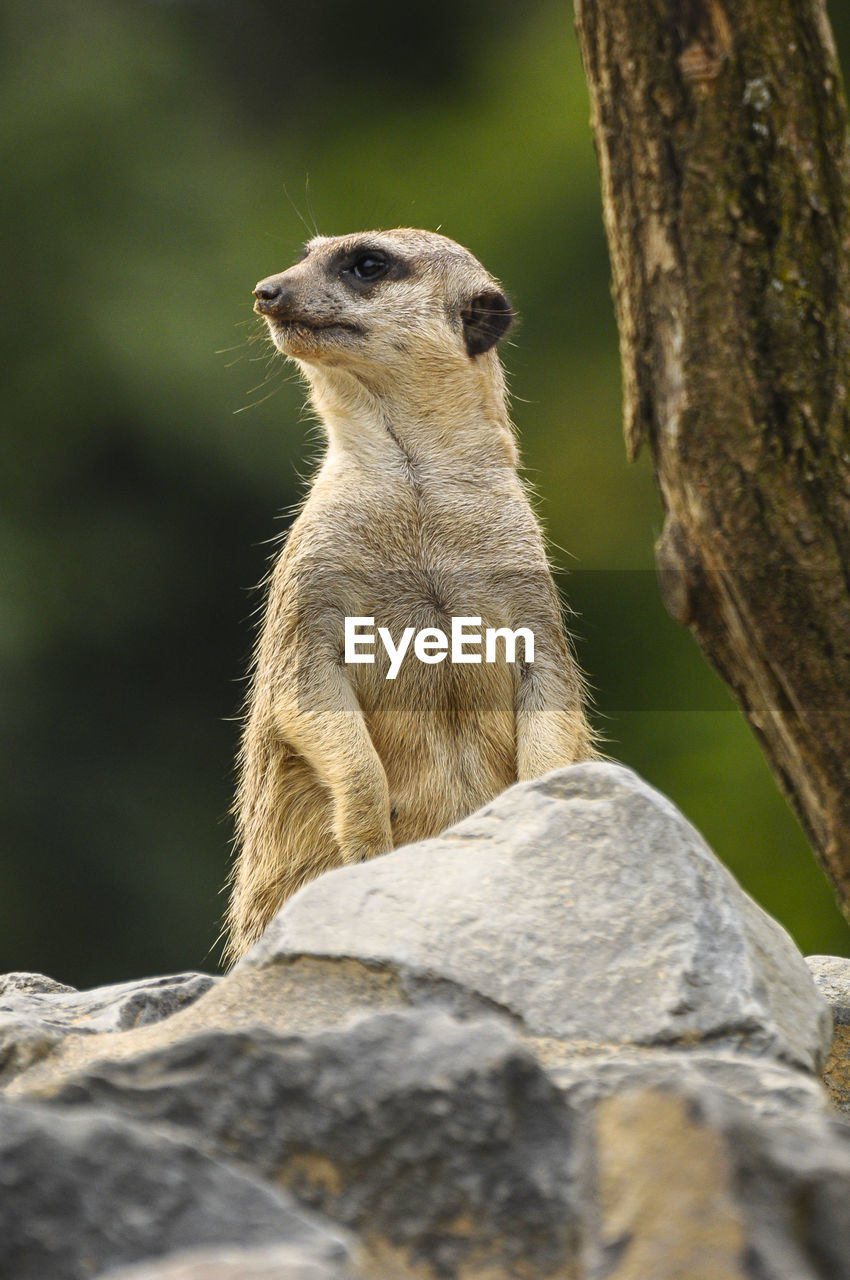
573;0;850;913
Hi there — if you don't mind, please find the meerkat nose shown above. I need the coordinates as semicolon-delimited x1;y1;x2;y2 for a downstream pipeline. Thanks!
253;276;293;316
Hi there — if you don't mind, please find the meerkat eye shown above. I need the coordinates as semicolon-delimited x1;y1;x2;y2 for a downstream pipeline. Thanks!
347;252;389;282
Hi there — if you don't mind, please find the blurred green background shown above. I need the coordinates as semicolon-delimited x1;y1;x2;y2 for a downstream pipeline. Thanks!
3;0;849;986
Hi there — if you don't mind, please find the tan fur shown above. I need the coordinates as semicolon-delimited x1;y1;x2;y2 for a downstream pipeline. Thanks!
224;229;595;963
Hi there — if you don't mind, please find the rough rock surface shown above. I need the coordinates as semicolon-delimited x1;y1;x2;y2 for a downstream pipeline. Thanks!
0;971;216;1083
1;762;848;1280
807;955;850;1115
0;970;217;1035
97;1246;354;1280
245;762;832;1072
33;1011;583;1279
0;1099;352;1280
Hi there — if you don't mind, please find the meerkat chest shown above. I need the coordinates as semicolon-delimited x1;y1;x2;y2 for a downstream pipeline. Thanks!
273;474;541;701
305;476;532;619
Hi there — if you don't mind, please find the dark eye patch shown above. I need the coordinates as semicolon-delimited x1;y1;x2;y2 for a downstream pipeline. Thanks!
331;244;411;292
351;252;389;281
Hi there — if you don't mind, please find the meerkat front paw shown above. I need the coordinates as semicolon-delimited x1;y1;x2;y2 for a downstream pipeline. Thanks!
338;826;394;865
334;793;393;866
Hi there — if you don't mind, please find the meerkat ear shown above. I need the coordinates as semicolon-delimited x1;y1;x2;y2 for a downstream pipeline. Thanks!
460;290;514;357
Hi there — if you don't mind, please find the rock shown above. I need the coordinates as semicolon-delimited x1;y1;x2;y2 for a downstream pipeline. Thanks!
244;762;832;1072
34;1009;583;1280
0;1099;352;1280
0;973;77;997
807;955;850;1115
0;972;218;1083
96;1244;354;1280
592;1087;747;1279
25;1009;850;1280
588;1084;850;1280
2;763;847;1279
0;971;218;1035
806;956;850;1024
549;1046;829;1119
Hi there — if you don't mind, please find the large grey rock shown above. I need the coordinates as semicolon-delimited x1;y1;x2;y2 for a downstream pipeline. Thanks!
35;1009;583;1280
0;972;217;1083
244;763;831;1071
0;1099;352;1280
97;1244;354;1280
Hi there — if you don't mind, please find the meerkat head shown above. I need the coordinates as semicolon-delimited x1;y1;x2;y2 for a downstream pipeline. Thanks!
252;229;514;388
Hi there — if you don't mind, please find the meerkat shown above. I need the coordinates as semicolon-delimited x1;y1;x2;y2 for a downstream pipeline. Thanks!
224;228;595;963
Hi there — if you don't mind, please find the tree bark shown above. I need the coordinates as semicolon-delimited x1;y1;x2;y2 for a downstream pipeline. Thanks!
573;0;850;912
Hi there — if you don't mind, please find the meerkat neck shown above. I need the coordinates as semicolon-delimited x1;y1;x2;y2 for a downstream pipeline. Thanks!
302;358;519;473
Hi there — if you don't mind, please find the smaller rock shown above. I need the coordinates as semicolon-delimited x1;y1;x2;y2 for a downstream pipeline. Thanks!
0;971;218;1034
0;972;218;1083
807;955;850;1114
0;973;76;998
806;956;850;1025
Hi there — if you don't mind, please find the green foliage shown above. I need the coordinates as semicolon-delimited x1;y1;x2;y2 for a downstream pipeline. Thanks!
2;0;848;984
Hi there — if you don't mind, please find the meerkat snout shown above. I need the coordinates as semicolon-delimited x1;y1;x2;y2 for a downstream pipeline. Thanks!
253;278;282;304
253;276;293;318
